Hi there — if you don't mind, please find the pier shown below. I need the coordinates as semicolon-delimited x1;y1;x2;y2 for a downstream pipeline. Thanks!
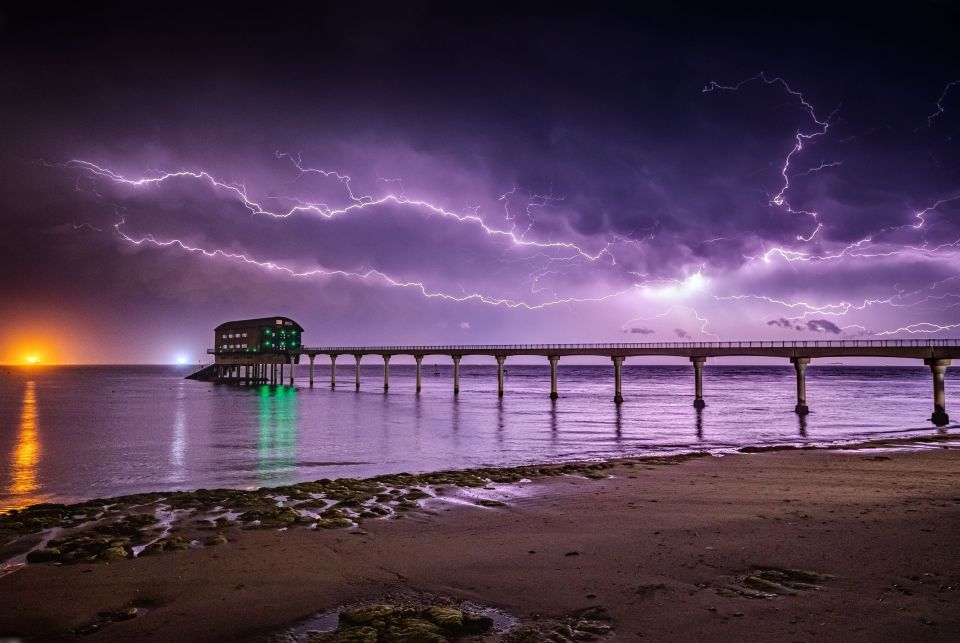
196;321;959;427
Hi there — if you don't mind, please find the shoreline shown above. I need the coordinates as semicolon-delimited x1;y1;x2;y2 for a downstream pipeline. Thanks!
0;427;960;520
3;429;955;519
0;438;958;640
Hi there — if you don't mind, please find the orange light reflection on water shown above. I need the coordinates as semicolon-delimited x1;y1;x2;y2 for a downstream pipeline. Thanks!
7;381;42;511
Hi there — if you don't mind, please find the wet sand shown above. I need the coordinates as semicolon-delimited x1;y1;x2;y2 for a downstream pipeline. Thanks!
1;447;959;641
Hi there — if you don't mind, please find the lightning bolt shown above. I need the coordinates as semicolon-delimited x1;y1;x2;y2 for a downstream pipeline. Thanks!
111;214;634;310
928;79;960;126
704;72;838;243
54;157;613;263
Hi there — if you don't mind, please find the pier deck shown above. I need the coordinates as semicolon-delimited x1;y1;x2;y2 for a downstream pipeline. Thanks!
203;339;959;426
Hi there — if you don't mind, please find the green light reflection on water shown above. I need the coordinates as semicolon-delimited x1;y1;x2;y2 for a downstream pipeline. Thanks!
256;384;298;482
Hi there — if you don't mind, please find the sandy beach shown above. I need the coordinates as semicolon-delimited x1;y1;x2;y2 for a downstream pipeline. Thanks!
1;445;958;642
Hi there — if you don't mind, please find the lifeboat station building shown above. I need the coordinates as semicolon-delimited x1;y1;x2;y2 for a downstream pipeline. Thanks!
201;316;304;385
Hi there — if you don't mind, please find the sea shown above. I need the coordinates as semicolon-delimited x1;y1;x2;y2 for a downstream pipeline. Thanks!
1;363;955;512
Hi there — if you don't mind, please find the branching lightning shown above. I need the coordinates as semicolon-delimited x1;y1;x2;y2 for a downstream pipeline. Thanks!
45;70;960;341
928;80;960;126
111;215;633;310
704;72;838;243
57;157;613;263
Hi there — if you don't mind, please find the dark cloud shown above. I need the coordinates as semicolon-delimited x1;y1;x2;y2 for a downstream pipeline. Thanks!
805;319;843;334
674;329;690;339
767;318;798;329
1;2;959;360
766;317;843;334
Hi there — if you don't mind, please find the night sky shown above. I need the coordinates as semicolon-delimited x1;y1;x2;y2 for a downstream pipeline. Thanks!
2;2;959;364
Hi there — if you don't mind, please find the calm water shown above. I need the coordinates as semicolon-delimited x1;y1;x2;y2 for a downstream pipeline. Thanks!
0;364;956;511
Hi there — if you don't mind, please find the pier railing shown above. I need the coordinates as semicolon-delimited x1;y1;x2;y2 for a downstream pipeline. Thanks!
301;339;960;352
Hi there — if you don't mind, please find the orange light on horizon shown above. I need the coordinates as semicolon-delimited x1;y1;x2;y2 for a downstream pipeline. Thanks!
2;315;81;364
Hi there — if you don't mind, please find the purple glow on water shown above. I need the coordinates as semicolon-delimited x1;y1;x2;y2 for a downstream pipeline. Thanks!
0;365;955;511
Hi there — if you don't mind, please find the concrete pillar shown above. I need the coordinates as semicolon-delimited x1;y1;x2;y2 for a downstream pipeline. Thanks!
271;363;276;386
330;355;337;388
309;355;315;388
414;355;423;394
925;358;951;426
496;355;506;397
791;357;810;415
354;355;362;391
549;355;559;400
289;360;295;386
691;356;706;409
382;355;391;391
279;362;285;386
452;355;461;395
612;356;624;404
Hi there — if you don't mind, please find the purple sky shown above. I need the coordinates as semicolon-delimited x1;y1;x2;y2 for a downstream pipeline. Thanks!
2;3;959;364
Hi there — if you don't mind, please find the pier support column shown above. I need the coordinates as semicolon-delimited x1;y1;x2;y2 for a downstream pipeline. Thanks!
354;355;362;391
791;357;811;415
308;355;315;388
496;355;506;397
279;363;285;386
549;355;559;400
414;355;423;394
691;357;706;409
289;360;295;386
383;355;391;391
271;363;276;386
925;358;951;426
329;355;337;388
452;355;461;395
612;356;624;404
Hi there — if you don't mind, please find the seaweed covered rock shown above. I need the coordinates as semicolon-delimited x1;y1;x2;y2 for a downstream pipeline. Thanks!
140;536;191;555
204;533;229;546
98;545;131;561
313;602;494;642
423;607;463;630
238;507;300;529
316;517;354;530
309;625;379;643
25;547;62;563
340;604;398;626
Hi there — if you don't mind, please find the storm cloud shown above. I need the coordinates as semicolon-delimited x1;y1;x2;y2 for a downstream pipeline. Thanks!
1;2;959;362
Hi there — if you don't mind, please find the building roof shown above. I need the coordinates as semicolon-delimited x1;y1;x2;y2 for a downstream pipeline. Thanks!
214;317;304;331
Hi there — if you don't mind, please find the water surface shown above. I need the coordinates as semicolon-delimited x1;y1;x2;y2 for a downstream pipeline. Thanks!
0;364;955;511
